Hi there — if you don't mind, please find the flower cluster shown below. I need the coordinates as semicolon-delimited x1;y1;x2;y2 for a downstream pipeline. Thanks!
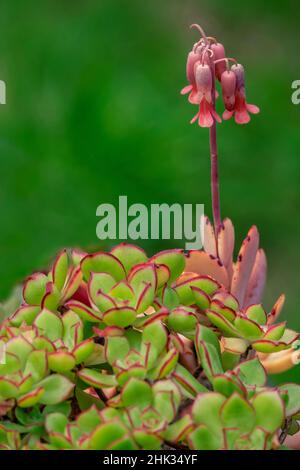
181;25;260;126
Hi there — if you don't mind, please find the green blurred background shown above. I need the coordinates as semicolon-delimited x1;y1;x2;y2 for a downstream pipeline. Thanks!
0;0;300;382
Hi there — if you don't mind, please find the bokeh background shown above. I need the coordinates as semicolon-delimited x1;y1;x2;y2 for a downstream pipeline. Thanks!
0;0;300;383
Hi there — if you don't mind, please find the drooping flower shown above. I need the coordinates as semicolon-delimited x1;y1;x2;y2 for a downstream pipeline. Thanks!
223;63;260;124
221;69;236;111
180;44;203;104
190;63;221;128
211;42;226;80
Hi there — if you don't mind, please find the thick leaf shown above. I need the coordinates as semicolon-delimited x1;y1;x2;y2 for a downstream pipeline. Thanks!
167;307;197;336
190;286;210;310
111;243;148;274
245;304;267;325
235;358;267;387
37;375;74;405
66;300;102;322
10;305;40;327
48;351;76;373
73;339;95;364
103;306;136;327
244;249;267;308
17;387;45;408
217;217;235;283
23;273;48;305
150;249;185;283
52;250;69;291
210;299;236;322
81;252;126;282
122;378;153;408
278;383;300;417
149;348;179;380
175;275;220;305
231;226;259;307
0;378;19;399
89;421;132;450
252;340;289;353
221;393;255;433
184;250;229;288
252;391;284;433
188;424;223;450
213;374;246;398
172;364;208;396
206;310;240;337
192;392;225;433
6;336;33;368
264;322;286;341
24;350;48;383
196;340;223;381
78;368;117;388
234;316;263;341
34;309;63;342
195;323;221;355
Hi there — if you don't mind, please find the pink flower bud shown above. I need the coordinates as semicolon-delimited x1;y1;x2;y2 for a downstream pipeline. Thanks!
221;70;236;111
231;63;245;90
186;49;200;86
195;63;212;102
211;42;226;80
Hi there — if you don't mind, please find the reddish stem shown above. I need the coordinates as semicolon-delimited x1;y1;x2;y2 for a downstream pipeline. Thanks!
209;65;222;246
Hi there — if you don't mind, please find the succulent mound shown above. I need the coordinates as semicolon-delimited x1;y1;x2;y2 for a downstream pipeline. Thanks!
0;223;299;450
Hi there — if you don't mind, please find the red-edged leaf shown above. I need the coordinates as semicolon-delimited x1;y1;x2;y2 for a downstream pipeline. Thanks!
52;249;69;291
268;294;285;325
66;300;102;322
217;218;235;283
201;215;217;256
184;251;229;288
244;249;267;308
231;226;259;307
81;252;126;281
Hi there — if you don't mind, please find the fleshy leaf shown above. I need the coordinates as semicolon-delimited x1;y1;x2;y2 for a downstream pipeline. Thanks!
278;383;300;417
231;226;259;307
252;391;284;433
122;378;153;408
172;364;208;396
78;368;117;388
184;251;229;288
235;358;267;387
48;351;76;373
34;309;63;342
103;306;136;328
245;304;267;325
234;316;263;340
150;249;185;283
111;243;148;274
52;250;69;291
23;273;48;306
81;252;126;282
221;393;255;433
37;375;74;405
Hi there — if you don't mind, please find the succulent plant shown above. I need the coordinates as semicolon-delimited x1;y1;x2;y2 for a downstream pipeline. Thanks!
0;22;299;452
0;242;299;450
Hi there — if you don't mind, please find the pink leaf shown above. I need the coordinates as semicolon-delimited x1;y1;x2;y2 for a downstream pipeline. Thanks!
231;226;259;307
244;249;267;308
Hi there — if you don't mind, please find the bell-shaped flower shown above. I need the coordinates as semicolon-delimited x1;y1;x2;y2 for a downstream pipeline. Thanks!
211;42;226;80
190;63;221;127
221;70;236;111
223;64;260;124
